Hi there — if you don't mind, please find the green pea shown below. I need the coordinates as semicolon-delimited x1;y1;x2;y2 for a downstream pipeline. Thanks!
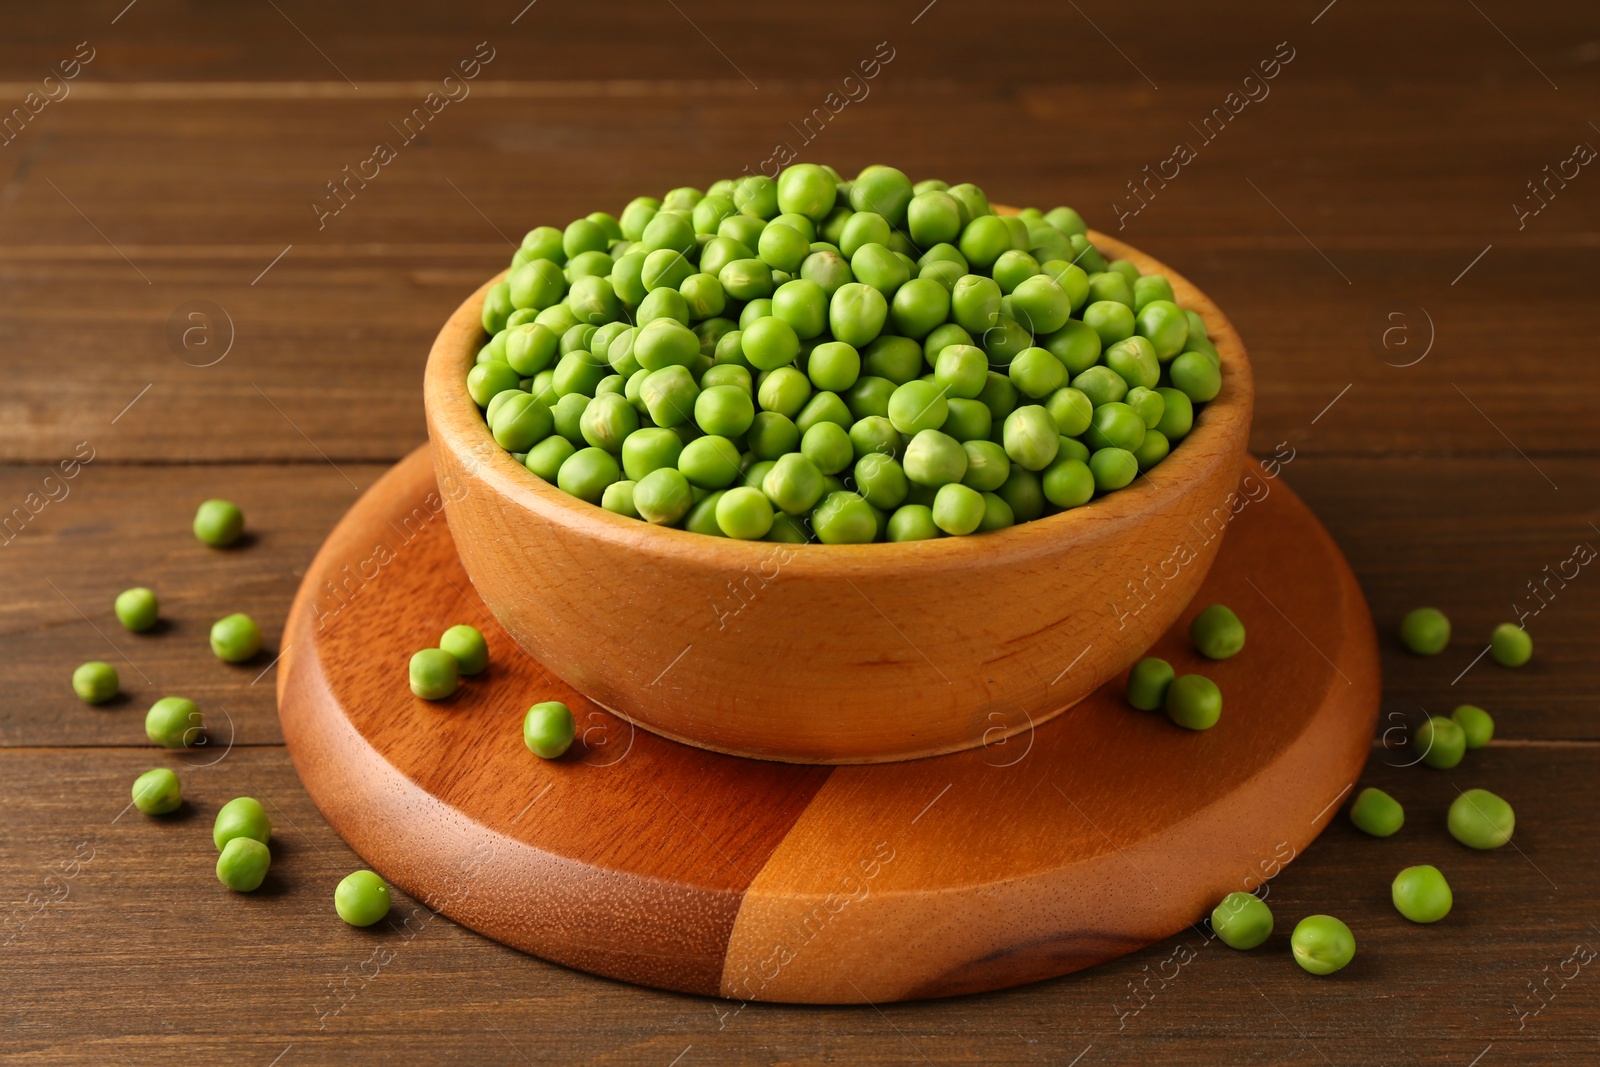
562;217;608;258
735;316;797;372
905;190;961;246
527;436;576;481
713;486;774;539
1041;320;1102;375
1348;787;1404;837
734;175;780;220
1041;457;1094;509
210;797;271;851
838;211;890;259
567;275;621;325
800;249;853;297
801;422;854;476
953;440;1006;493
701;362;751;393
758;222;811;273
1452;704;1494;749
946;182;990;223
1170;351;1222;402
890;277;951;339
794;390;852;434
849;165;913;225
763;453;826;515
695;385;755;438
601;479;639;518
1165;674;1221;730
980;315;1034;366
768;278;827;340
1134;299;1189;360
1007;347;1065;400
1448;788;1515;849
683;491;727;536
1391;865;1452;924
508;259;565;311
522;699;576;760
574;393;634;453
1072;366;1128;408
440;624;488;676
991;249;1039;294
950;275;1002;336
1154;387;1194;440
850;415;903;460
941;398;992;442
1009;275;1071;335
1291;915;1355;975
504;323;559;377
828;282;888;347
1211;892;1273;950
887;380;950;435
1089;447;1138;492
928;345;983;401
557;447;620;504
193;498;244;547
210;613;262;663
1084;402;1146;453
1125;657;1175;711
335;870;392;927
992;467;1041;522
1039;388;1090;439
1082;300;1135;346
757;366;811;419
620;198;660;241
1490;623;1532;667
112;587;159;633
958;216;1012;272
468;362;521;409
217;837;271;893
1133;274;1176;311
409;648;459;700
534;303;580;336
640;365;700;427
1189;604;1246;660
1105;336;1161;390
776;163;838;220
1057;435;1090;464
887;504;940;541
632;467;694;525
1417;715;1466;769
72;661;119;704
1002;406;1059;472
718;258;774;301
903;429;967;488
642;210;696;255
854;453;910;510
680;272;727;320
1124;386;1165;430
146;696;202;748
851;243;910;297
932;483;986;536
482;280;514;333
813;491;878;544
131;767;182;815
679;435;742;489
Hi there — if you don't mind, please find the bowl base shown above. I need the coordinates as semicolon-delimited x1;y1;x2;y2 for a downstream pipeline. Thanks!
279;446;1378;1004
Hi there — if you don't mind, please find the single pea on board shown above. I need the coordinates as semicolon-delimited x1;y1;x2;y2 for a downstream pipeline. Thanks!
1210;891;1273;949
1416;715;1466;770
335;870;392;927
131;768;182;815
72;661;119;705
1448;788;1515;849
1189;604;1245;660
440;624;489;675
524;701;576;759
1398;607;1450;656
1391;864;1452;923
217;837;271;892
409;647;460;700
1347;786;1403;837
1489;622;1532;667
114;587;160;633
193;498;245;547
1290;914;1355;975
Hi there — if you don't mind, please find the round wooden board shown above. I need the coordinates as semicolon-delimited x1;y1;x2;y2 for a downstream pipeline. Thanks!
279;446;1379;1004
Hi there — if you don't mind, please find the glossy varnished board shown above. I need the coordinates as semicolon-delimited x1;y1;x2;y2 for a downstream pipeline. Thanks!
278;446;1378;1003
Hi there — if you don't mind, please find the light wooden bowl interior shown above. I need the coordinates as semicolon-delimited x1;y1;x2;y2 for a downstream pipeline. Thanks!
424;228;1254;763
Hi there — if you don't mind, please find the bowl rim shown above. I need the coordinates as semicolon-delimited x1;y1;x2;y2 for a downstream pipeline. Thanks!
425;227;1254;578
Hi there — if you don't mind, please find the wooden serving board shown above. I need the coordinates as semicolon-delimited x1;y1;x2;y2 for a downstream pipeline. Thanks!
278;446;1378;1004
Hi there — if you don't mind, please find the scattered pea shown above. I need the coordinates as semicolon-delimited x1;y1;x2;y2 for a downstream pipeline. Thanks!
213;797;272;849
1490;623;1532;667
193;498;244;547
1164;674;1221;730
146;696;202;748
114;587;159;632
1211;892;1273;950
335;870;393;927
1399;607;1450;655
1391;865;1452;923
72;661;119;704
209;612;263;663
440;624;489;675
523;701;576;759
1451;704;1494;749
1348;787;1404;837
1417;715;1465;770
1448;788;1515;849
1291;915;1355;975
1125;656;1174;711
216;837;271;892
131;768;182;815
409;648;460;700
1189;604;1245;660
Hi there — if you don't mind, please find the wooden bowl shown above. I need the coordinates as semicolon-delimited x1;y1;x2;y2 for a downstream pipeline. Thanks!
424;230;1253;763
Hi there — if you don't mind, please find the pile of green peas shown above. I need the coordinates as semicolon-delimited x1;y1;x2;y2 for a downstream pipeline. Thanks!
470;163;1225;543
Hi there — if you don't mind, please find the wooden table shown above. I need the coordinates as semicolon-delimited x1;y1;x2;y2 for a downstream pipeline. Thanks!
4;2;1598;1062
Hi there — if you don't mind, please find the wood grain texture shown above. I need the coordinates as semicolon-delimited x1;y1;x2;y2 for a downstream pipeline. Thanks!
276;446;1376;1001
426;231;1252;763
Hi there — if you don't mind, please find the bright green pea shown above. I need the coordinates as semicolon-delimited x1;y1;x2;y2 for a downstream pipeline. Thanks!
684;491;727;536
440;624;488;675
932;483;986;536
335;870;392;927
829;282;889;347
618;428;678;481
601;479;638;518
996;467;1045;523
567;275;621;325
757;366;811;419
520;700;575;760
741;316;800;372
1089;447;1138;491
1124;386;1165;430
491;392;553;452
1082;300;1136;346
745;411;798;460
691;194;736;236
890;277;951;340
213;796;271;851
1133;274;1176;311
795;390;852;434
1170;351;1222;402
855;452;909;509
991;249;1039;294
217;837;271;893
1041;457;1094;509
1490;623;1532;667
977;491;1014;532
634;467;694;525
551;349;609;397
1348;787;1404;837
941;397;992;442
1002;406;1059;472
1448;788;1515;849
563;218;608;258
812;491;878;544
800;250;853;297
1417;715;1466;769
1125;656;1175;711
1040;320;1101;376
210;612;262;663
763;453;826;515
903;429;968;488
132;767;182;815
719;258;775;302
579;393;637;453
701;363;751;393
1008;275;1071;336
1164;673;1221;730
620;198;659;242
1072;366;1128;408
979;315;1034;366
1042;387;1092;438
950;275;1002;336
72;661;119;704
887;504;939;541
959;216;1012;271
1392;865;1452;923
557;447;621;504
533;302;580;336
1085;402;1146;453
960;440;1011;492
715;486;775;539
1399;607;1450;655
929;345;984;401
1190;604;1245;660
193;498;245;547
693;385;755;438
110;587;158;634
632;318;699;372
851;243;910;297
409;648;459;700
801;422;854;476
777;163;838;220
508;258;565;311
1154;387;1194;440
678;273;726;321
888;379;950;435
1088;270;1134;308
838;211;891;259
1105;336;1161;390
1291;915;1355;975
1135;299;1189;359
850;415;902;460
804;341;858;393
527;436;576;481
772;278;829;339
679;435;743;489
1008;347;1066;400
1057;435;1090;464
907;190;962;246
1132;429;1170;471
1211;892;1273;950
1452;704;1494;749
505;323;560;377
758;223;811;273
640;365;700;427
734;175;780;220
849;165;913;225
482;280;514;333
146;696;202;748
642;210;696;255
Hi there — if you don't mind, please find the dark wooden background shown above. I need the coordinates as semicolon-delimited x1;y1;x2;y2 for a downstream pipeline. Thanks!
4;1;1599;1063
